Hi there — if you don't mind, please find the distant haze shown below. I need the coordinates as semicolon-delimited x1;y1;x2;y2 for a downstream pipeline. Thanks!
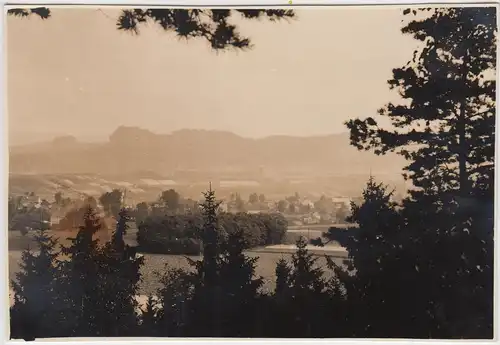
8;126;410;199
7;7;419;146
9;126;406;175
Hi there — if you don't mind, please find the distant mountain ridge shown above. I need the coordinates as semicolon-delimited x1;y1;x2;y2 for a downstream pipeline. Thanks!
9;126;406;178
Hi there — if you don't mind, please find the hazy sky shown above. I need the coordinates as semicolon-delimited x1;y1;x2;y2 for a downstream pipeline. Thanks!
7;7;419;144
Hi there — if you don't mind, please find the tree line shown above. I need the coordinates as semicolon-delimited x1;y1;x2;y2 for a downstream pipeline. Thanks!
136;211;288;255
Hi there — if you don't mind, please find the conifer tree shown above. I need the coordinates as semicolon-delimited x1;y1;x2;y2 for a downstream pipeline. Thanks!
183;186;223;336
343;8;495;338
274;258;292;299
346;7;496;200
218;231;264;336
272;237;329;337
99;208;144;336
180;187;264;336
58;206;144;336
10;229;65;340
324;178;411;338
154;265;194;336
59;206;105;336
199;185;222;286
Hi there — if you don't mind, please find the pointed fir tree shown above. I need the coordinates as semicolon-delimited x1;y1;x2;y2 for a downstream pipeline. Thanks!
183;185;223;336
199;184;222;287
59;206;108;336
218;230;264;336
265;257;293;337
178;186;265;336
275;258;292;299
58;206;144;336
10;229;66;340
273;237;329;337
324;177;410;338
99;208;144;336
290;237;326;296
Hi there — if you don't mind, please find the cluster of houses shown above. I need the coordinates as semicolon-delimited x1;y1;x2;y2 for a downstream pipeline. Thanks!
216;194;352;226
9;187;355;234
8;193;52;231
8;192;107;232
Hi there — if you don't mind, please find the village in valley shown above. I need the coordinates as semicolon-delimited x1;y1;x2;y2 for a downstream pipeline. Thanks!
8;177;356;236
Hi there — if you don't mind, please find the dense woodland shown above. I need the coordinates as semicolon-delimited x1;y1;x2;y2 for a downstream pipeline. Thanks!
8;6;496;339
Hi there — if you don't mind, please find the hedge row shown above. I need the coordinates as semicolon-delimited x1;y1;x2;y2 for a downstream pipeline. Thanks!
137;212;288;255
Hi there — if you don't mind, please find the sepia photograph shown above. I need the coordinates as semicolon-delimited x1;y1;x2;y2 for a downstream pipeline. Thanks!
4;4;497;340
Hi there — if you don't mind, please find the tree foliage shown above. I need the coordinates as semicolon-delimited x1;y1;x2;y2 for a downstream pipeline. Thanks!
117;9;294;50
10;230;64;340
8;7;295;51
99;189;123;218
137;211;287;254
268;237;335;337
7;7;50;19
159;189;181;212
58;207;143;336
346;7;496;199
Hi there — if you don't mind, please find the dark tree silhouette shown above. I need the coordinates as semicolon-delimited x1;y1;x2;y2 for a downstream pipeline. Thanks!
274;258;292;298
323;178;411;337
7;7;50;19
215;231;264;336
346;7;496;200
150;265;193;336
342;10;496;336
8;8;295;51
324;175;494;338
98;209;144;336
188;185;223;336
269;237;332;337
10;230;65;340
117;9;294;50
59;207;105;336
59;207;144;336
